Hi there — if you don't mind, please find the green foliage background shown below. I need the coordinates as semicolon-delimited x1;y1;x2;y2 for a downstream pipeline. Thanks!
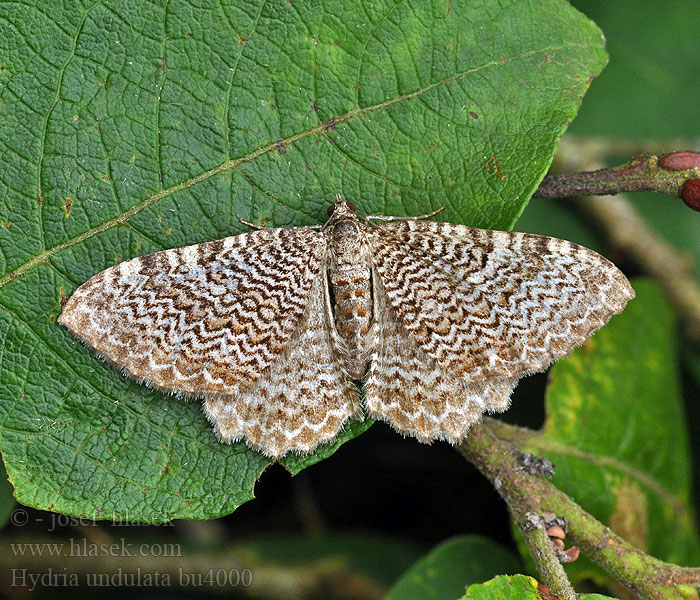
0;0;698;597
0;0;605;521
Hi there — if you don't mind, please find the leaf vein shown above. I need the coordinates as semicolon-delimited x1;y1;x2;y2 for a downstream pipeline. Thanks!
0;43;575;289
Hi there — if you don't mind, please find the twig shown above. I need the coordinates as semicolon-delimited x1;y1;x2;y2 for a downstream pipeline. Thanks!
533;153;700;202
460;425;577;600
459;419;700;600
516;512;578;600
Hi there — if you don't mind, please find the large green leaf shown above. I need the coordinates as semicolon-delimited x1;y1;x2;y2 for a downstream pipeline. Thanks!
460;575;616;600
0;0;606;521
459;575;540;600
385;535;521;600
516;279;700;582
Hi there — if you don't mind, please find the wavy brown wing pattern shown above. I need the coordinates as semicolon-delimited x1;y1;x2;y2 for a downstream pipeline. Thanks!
204;274;360;457
364;271;519;445
369;220;634;382
59;226;327;397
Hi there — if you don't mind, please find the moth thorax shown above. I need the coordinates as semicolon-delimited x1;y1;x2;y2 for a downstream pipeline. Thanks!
329;220;372;380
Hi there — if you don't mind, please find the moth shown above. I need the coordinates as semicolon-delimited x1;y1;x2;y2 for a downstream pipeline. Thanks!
59;196;634;457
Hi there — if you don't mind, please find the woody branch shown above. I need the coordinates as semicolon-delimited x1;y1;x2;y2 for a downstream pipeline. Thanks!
459;419;700;600
533;151;700;210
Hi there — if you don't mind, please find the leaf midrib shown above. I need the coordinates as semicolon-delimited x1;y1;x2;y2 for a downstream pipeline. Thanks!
0;43;577;291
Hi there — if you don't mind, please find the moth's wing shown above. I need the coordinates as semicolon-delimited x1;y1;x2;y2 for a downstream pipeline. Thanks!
204;273;361;458
59;227;327;396
364;271;518;444
370;221;634;381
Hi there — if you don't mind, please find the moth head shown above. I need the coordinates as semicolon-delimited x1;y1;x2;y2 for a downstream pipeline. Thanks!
327;194;357;218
